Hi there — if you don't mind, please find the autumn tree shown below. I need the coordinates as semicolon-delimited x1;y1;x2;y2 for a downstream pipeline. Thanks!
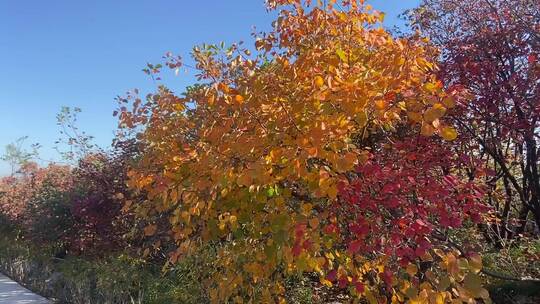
0;162;73;235
67;148;137;255
1;136;40;176
118;0;488;302
409;0;540;244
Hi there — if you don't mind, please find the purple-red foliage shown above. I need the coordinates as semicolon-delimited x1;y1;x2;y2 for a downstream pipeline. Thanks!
411;0;540;240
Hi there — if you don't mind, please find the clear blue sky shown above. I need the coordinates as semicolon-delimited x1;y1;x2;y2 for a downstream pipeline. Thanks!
0;0;418;175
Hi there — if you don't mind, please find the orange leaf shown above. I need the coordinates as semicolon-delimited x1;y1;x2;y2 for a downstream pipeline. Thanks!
144;224;157;236
314;75;325;88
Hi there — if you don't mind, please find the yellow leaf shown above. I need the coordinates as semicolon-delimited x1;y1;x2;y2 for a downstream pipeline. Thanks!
357;110;368;127
320;277;333;287
478;288;491;301
421;123;435;136
442;96;456;108
424;103;446;122
408;111;423;123
421;252;434;262
468;253;482;274
207;94;215;106
406;264;418;277
429;292;446;304
327;184;338;199
433;249;445;258
441;126;458;141
336;49;347;62
458;258;469;271
424;82;439;93
335;152;357;172
314;75;325;88
301;203;312;215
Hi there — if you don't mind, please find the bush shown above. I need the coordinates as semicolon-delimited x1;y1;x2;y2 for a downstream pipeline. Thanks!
0;229;211;303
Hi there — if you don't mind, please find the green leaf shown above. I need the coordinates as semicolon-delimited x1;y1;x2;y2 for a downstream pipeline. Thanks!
267;187;276;197
336;49;347;62
264;243;278;259
463;273;483;296
438;276;451;291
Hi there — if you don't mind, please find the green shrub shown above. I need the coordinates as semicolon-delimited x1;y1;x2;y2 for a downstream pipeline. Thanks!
0;229;213;303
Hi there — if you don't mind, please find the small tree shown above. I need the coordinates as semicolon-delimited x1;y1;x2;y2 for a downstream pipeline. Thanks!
410;0;540;243
55;106;98;162
1;136;40;176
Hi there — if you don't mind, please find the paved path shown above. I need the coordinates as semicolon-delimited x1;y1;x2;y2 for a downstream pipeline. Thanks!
0;274;50;303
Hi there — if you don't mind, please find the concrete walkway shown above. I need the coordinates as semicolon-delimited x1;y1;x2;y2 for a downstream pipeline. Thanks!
0;274;50;303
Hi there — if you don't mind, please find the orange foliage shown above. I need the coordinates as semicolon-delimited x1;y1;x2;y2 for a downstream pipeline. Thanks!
117;1;487;302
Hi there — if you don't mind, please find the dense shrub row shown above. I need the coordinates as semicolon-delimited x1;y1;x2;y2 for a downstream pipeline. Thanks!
0;225;212;304
0;153;128;256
